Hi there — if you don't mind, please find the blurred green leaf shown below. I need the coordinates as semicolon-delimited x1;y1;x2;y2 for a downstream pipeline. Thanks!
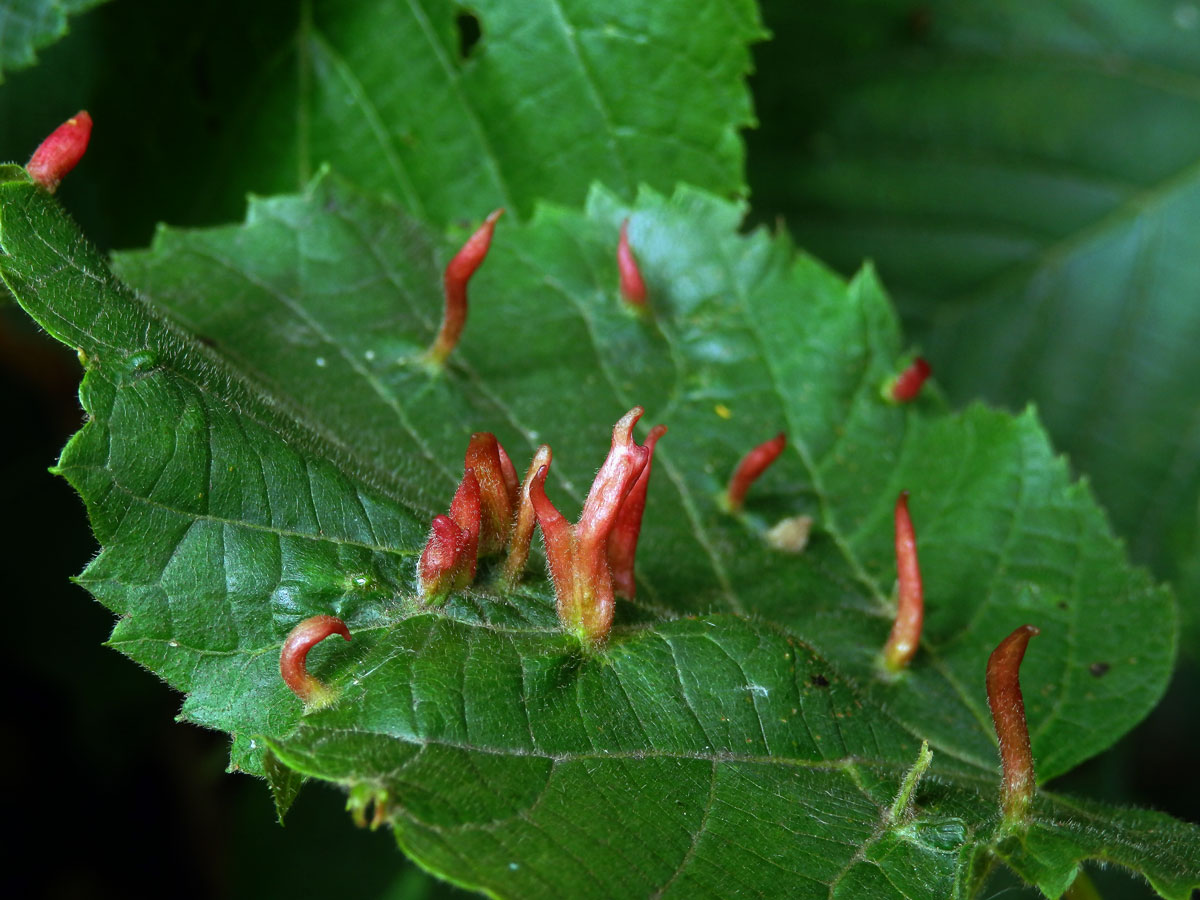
748;0;1200;646
0;0;763;249
0;0;106;81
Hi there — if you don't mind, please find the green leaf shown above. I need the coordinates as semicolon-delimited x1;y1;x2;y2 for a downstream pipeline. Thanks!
0;0;763;245
0;0;105;82
995;796;1200;900
263;748;306;824
3;164;1194;896
748;0;1200;647
289;0;765;223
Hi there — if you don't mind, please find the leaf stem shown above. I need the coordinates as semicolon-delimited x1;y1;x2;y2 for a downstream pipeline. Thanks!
886;740;933;823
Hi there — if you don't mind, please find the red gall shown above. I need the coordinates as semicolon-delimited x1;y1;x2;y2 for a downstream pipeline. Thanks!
427;209;504;365
27;110;93;193
724;432;786;513
279;614;351;708
987;624;1040;828
617;218;647;307
880;491;924;674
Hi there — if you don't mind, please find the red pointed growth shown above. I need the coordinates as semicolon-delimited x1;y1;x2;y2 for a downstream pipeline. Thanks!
502;444;553;587
528;463;578;621
987;624;1040;826
881;491;924;672
418;514;465;601
27;111;93;193
529;408;650;646
495;440;519;497
725;432;787;512
890;357;931;403
572;408;649;638
464;432;518;555
280;614;351;706
448;470;482;586
427;209;504;364
608;424;667;599
617;218;647;307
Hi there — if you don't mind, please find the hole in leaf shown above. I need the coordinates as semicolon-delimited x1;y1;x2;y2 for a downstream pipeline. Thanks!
456;11;482;60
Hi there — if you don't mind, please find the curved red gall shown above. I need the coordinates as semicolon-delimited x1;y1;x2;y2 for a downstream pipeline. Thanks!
464;432;517;555
617;218;647;307
531;407;651;646
608;423;667;599
528;463;578;620
428;209;504;364
502;444;553;587
27;111;93;193
279;614;351;705
495;441;519;497
881;491;924;673
987;624;1040;825
725;432;786;512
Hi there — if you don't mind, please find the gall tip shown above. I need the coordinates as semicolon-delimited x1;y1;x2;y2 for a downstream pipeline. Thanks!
27;110;93;193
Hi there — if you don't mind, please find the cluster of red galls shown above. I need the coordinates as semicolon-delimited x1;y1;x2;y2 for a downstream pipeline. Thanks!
19;111;1038;829
419;408;666;646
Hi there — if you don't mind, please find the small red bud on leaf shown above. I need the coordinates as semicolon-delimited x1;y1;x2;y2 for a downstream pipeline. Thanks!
279;614;351;708
427;209;504;365
881;491;924;674
886;357;931;403
417;470;483;603
724;432;786;513
608;424;667;599
617;218;647;307
418;514;466;602
502;444;553;587
987;624;1040;828
531;408;651;646
27;110;92;193
464;432;518;555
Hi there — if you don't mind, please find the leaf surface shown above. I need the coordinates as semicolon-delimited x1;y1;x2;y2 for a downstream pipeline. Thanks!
291;0;764;223
0;0;104;81
748;0;1200;644
0;0;762;244
2;164;1194;897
